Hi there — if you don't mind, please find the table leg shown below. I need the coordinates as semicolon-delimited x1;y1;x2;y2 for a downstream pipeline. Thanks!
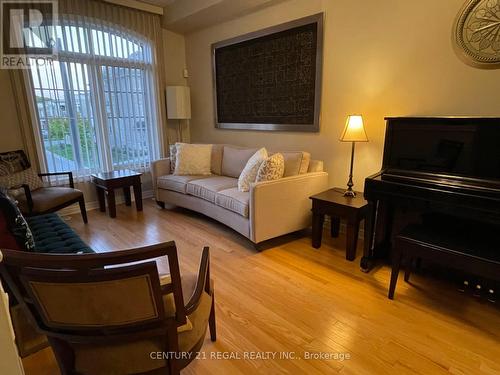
96;186;106;212
346;220;360;261
311;213;324;249
123;186;132;206
107;190;116;218
133;183;143;211
330;217;340;237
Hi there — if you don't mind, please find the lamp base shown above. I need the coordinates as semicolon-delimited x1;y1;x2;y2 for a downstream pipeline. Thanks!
343;189;356;198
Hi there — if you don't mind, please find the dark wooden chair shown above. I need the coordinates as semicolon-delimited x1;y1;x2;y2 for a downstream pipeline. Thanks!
0;150;87;223
388;223;500;300
0;241;216;375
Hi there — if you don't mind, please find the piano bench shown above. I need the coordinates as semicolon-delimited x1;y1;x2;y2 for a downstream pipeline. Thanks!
388;224;500;300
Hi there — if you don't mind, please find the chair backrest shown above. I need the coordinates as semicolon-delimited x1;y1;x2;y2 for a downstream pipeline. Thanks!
0;242;187;343
0;150;30;176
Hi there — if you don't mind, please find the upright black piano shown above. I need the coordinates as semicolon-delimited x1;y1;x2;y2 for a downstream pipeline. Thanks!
362;117;500;272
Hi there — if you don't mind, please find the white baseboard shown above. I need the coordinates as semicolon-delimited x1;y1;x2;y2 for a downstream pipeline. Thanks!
58;190;154;216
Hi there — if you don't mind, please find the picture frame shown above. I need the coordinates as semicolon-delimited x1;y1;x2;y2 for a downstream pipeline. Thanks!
211;13;323;132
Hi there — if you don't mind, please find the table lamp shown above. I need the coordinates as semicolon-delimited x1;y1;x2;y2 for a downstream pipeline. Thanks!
339;115;368;197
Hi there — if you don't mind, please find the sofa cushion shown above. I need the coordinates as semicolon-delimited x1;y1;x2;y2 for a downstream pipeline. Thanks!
215;188;250;217
186;176;237;203
280;151;311;176
157;175;210;194
221;146;258;178
27;214;93;254
211;144;224;175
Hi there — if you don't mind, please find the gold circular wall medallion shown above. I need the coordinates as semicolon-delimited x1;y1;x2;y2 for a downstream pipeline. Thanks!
454;0;500;69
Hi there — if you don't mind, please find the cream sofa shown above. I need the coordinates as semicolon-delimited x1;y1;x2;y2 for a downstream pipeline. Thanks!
151;145;328;244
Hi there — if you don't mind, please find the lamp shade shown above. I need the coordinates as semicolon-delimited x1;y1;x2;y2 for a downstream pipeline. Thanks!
166;86;191;119
339;115;368;142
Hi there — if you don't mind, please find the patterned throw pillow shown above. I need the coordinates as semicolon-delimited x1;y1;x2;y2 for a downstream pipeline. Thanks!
256;153;285;183
0;189;35;251
238;148;268;192
169;144;177;174
0;167;44;191
174;143;212;176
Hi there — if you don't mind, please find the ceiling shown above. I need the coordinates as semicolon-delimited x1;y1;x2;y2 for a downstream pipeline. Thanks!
137;0;287;33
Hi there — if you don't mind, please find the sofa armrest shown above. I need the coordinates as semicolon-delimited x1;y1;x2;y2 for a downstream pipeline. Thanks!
250;172;329;243
150;158;171;198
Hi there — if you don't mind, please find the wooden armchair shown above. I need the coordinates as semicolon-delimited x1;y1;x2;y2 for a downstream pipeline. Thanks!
0;150;87;223
0;241;216;375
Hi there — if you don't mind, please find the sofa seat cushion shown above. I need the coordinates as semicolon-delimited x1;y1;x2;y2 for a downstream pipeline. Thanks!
186;176;237;203
26;214;94;254
215;188;250;217
157;175;210;194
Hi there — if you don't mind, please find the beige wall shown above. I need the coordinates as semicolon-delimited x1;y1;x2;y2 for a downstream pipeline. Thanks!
185;0;500;191
0;70;24;152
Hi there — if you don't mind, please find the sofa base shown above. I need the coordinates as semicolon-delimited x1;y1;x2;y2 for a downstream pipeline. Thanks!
156;189;252;241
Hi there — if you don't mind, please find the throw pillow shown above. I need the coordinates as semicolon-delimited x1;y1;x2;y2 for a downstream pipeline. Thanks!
256;153;285;182
0;189;35;251
169;144;177;174
174;143;212;176
238;148;268;192
0;167;44;191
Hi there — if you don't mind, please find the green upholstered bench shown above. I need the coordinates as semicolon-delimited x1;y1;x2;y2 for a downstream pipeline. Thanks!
26;214;94;254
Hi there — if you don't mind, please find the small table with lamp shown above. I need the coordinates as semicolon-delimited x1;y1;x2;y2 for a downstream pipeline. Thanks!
310;115;369;261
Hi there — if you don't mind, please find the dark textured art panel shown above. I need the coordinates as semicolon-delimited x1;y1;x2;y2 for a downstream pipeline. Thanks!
214;20;320;129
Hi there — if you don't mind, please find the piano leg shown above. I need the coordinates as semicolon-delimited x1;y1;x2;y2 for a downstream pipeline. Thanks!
361;200;377;272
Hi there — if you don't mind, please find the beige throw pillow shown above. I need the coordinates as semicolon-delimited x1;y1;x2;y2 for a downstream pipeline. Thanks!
237;148;268;192
256;153;285;182
174;143;212;176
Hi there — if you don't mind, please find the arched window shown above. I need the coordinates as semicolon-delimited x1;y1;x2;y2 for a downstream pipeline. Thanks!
28;16;160;178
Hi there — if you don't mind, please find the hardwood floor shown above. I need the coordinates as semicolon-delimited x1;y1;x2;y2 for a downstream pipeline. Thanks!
22;199;500;375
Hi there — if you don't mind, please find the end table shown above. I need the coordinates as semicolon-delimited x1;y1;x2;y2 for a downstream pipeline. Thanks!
310;187;368;261
91;170;142;218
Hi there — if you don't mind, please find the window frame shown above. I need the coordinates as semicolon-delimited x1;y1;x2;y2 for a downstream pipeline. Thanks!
25;16;160;177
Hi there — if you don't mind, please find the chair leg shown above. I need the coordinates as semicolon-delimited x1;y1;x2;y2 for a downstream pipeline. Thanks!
78;197;88;224
209;292;216;342
388;252;402;300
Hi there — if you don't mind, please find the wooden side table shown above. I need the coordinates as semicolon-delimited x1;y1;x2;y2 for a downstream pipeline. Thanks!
91;170;142;218
310;188;368;261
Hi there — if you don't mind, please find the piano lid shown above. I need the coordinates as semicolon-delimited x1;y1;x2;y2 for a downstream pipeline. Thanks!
382;117;500;183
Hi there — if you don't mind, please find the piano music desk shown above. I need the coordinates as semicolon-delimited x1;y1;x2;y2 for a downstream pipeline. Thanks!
310;188;368;261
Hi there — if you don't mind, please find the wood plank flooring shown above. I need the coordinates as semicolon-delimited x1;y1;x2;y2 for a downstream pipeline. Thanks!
22;199;500;375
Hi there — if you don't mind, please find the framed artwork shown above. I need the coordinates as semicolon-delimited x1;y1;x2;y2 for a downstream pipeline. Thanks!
453;0;500;69
211;13;323;132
